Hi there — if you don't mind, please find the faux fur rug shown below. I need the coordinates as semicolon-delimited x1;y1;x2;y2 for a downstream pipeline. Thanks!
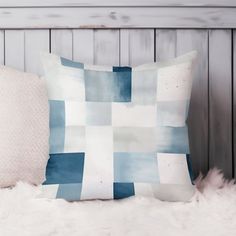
0;169;235;236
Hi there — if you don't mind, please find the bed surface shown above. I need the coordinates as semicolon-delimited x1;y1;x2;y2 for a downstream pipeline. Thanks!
0;169;234;236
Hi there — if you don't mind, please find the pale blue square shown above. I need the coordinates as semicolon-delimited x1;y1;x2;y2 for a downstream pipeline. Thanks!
49;127;65;153
85;70;131;102
49;100;65;153
132;69;157;105
56;183;82;201
156;126;189;153
85;70;114;102
86;102;111;125
157;100;189;127
114;152;159;183
61;57;84;69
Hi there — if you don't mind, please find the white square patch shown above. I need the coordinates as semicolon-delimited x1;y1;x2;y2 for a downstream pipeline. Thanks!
157;62;192;102
112;103;156;127
134;183;155;197
64;126;85;152
157;153;191;185
65;101;86;126
40;184;59;199
81;126;113;200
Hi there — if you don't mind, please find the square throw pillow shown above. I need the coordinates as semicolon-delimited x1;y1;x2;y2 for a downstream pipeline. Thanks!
41;51;196;201
0;66;49;187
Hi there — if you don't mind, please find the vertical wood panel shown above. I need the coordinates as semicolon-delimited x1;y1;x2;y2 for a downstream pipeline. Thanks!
156;29;176;60
73;29;94;64
5;30;49;75
176;30;209;177
51;29;119;65
0;30;4;65
120;29;155;66
24;30;49;75
5;30;24;70
233;30;236;178
209;29;232;178
120;29;129;65
51;29;73;59
94;29;119;65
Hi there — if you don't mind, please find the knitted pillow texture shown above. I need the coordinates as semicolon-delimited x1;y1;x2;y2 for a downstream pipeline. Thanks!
0;66;49;187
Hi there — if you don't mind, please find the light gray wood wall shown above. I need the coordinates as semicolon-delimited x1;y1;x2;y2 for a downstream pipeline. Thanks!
1;0;236;7
0;28;234;178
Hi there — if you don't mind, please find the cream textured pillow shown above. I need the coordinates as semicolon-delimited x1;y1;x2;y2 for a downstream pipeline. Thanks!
0;66;49;187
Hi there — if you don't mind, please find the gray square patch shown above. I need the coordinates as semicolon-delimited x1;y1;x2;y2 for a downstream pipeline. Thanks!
86;102;111;126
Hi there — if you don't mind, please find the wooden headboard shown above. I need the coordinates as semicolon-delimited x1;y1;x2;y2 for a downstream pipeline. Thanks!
1;0;236;178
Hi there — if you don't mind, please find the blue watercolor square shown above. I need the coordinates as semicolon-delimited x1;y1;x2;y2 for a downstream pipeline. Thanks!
114;152;159;183
113;183;135;199
44;153;85;184
49;100;65;153
56;183;82;201
61;57;84;69
85;70;113;102
113;67;131;102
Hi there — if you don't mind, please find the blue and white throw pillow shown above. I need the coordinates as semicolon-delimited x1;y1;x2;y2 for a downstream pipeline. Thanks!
41;51;197;201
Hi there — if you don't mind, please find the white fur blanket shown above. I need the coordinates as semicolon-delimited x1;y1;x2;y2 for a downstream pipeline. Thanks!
0;169;235;236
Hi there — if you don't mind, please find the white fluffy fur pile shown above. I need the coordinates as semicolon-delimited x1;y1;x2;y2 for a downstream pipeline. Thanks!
0;168;235;236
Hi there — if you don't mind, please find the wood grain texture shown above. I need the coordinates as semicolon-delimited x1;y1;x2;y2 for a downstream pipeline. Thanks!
120;29;155;66
176;30;209;177
1;7;236;28
5;30;24;70
209;30;232;178
234;30;236;177
0;30;4;65
1;0;235;7
73;29;94;64
51;30;73;59
5;30;49;75
156;30;176;61
24;30;49;75
94;29;119;66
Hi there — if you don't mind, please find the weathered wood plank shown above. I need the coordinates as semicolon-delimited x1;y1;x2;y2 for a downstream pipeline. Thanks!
24;30;49;75
0;0;236;7
1;7;236;28
51;30;73;59
5;30;49;75
119;30;129;66
0;30;4;65
233;30;236;178
73;29;94;64
120;29;155;66
5;30;24;70
51;29;119;65
156;30;176;61
209;30;232;178
176;30;209;177
94;29;119;65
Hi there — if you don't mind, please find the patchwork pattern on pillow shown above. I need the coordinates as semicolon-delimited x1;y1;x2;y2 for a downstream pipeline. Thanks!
41;51;196;201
